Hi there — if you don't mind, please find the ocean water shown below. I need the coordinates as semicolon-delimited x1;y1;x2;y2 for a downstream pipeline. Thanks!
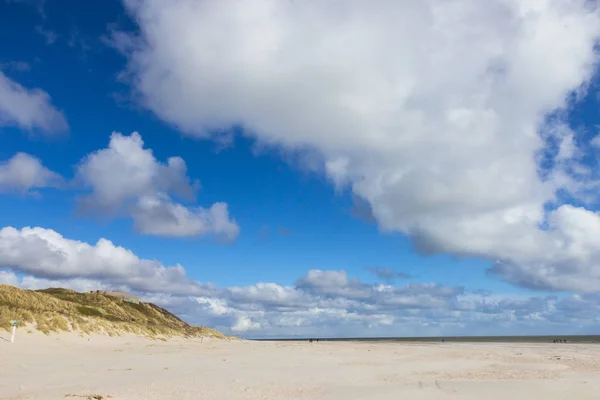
254;335;600;344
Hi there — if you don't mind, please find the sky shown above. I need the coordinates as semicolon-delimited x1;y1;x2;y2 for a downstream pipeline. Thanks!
1;0;600;338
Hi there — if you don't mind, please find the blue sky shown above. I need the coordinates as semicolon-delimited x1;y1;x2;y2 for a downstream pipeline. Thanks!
1;0;600;338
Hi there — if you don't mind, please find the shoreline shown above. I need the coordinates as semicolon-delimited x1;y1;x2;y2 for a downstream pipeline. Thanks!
251;334;600;344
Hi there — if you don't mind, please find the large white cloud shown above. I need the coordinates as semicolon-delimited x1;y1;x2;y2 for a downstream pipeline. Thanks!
0;70;68;134
2;225;599;337
0;152;63;194
114;0;600;292
76;131;239;240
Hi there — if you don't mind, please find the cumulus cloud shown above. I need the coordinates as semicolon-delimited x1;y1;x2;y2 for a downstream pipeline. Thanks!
132;196;239;240
0;226;211;295
2;226;599;337
76;131;239;239
116;0;600;292
0;153;63;194
0;71;67;134
231;316;261;333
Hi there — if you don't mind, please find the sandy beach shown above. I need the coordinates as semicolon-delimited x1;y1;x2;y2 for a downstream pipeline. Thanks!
2;332;600;400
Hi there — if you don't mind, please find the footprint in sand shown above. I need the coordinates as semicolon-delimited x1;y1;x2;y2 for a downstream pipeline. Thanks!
65;394;113;399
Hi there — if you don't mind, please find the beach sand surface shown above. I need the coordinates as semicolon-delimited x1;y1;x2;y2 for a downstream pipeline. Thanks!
2;332;600;399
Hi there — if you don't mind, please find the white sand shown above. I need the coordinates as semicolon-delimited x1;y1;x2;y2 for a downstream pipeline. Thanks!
2;332;600;399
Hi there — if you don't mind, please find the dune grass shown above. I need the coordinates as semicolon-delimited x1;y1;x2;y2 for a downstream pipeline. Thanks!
0;284;226;339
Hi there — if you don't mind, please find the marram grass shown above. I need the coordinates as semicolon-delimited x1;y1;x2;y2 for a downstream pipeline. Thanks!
0;284;227;339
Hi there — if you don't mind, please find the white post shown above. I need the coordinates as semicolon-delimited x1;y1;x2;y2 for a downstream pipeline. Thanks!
10;321;17;343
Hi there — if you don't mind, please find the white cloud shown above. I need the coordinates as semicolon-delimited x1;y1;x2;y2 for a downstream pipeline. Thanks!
132;196;239;240
76;131;239;239
0;269;19;286
1;226;599;337
0;226;211;295
487;205;600;292
231;316;261;332
0;71;67;134
116;0;600;292
0;153;63;194
195;297;230;315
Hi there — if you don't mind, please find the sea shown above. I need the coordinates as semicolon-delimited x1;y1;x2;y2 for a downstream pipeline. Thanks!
253;335;600;344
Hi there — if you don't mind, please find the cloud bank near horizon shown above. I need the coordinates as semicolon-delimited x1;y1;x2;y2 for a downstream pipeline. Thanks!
1;226;599;337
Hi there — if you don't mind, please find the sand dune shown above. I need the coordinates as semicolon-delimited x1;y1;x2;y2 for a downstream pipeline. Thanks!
2;332;600;399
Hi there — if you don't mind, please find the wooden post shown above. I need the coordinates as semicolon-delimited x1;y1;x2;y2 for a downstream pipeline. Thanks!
10;320;17;343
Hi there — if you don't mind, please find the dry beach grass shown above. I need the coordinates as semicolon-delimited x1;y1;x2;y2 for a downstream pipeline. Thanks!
0;285;224;339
